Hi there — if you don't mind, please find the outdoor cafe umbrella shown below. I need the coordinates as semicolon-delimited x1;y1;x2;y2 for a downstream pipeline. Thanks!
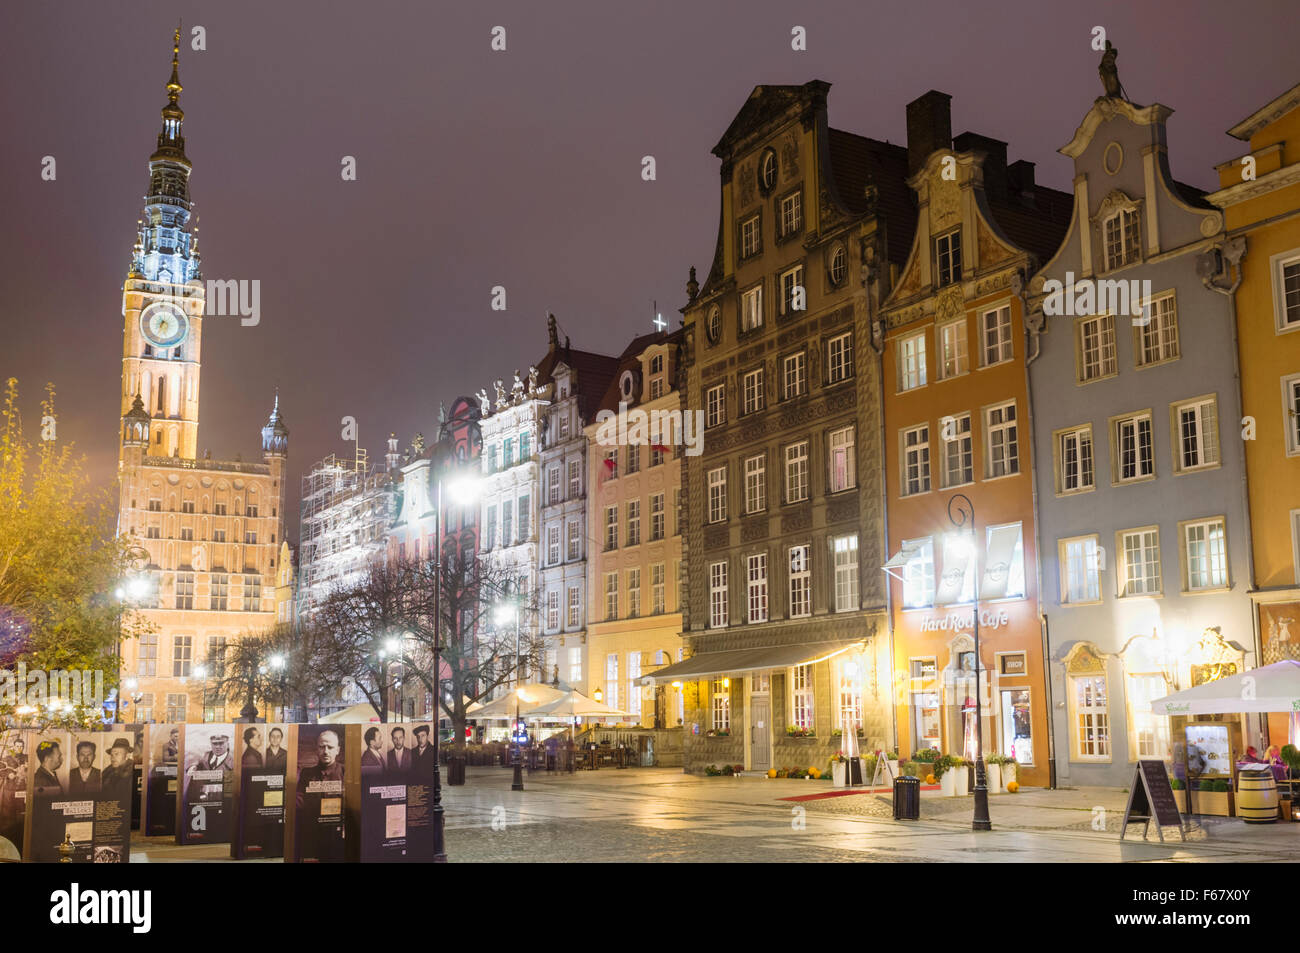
522;689;626;720
464;683;565;720
1151;660;1300;716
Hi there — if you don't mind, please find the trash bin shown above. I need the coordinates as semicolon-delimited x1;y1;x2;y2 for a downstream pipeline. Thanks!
447;756;466;786
893;775;921;820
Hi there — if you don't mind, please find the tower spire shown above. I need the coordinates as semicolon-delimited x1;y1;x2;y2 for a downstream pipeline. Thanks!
154;23;187;163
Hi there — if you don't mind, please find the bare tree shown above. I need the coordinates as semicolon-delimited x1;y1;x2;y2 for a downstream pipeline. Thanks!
199;625;304;722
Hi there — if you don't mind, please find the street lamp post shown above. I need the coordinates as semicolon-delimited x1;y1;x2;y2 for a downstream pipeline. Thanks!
512;689;527;792
948;492;992;832
113;575;152;722
270;654;287;721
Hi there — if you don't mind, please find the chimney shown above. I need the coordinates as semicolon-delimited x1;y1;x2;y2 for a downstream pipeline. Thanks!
906;90;952;175
1007;159;1036;202
953;131;1009;202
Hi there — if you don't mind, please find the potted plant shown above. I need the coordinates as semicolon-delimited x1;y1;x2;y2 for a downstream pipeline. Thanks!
937;755;959;797
1001;757;1017;791
1171;777;1186;813
1191;777;1234;816
786;725;815;739
830;751;848;787
884;750;901;780
951;756;969;796
983;754;1003;792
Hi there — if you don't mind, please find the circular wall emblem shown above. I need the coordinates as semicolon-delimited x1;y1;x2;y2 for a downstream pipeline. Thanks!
1103;141;1124;176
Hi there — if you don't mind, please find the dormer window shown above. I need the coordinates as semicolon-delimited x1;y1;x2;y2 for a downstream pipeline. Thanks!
936;230;962;287
1104;208;1142;270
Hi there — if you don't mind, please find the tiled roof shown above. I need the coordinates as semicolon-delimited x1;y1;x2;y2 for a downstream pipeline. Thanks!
987;184;1074;265
827;129;916;265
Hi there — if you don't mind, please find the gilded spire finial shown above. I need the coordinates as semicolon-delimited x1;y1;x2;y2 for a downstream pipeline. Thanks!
168;23;183;104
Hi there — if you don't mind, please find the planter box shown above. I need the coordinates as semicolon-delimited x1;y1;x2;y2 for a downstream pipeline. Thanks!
984;763;1002;792
1175;788;1234;816
940;770;958;797
1002;762;1017;791
954;766;970;796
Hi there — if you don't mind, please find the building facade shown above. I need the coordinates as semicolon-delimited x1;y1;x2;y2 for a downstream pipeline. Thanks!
1208;83;1300;749
586;329;687;727
655;81;908;774
880;92;1071;789
1025;81;1257;787
116;34;288;725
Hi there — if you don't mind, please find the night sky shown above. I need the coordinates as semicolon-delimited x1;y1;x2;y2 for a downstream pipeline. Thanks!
2;0;1295;543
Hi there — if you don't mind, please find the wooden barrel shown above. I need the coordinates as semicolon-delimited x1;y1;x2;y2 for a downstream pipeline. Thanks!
1236;768;1279;824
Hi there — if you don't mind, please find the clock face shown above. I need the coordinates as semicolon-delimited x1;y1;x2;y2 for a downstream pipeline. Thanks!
140;303;188;349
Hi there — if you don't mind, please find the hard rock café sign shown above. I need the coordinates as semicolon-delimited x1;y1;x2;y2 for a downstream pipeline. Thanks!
917;609;1011;633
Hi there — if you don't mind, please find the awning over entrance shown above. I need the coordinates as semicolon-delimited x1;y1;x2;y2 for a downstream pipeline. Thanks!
642;640;865;686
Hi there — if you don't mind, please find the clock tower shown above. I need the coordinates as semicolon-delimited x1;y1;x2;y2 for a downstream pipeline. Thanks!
115;30;289;726
120;26;204;463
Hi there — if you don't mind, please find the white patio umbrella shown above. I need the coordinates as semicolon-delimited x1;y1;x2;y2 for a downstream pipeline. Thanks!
464;683;565;720
1151;660;1300;715
318;702;401;724
522;689;626;719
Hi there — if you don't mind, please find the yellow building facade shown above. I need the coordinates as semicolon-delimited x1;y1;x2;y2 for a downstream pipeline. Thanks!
1209;83;1300;745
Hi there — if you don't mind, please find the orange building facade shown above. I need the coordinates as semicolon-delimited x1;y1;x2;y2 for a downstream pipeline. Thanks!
879;93;1071;788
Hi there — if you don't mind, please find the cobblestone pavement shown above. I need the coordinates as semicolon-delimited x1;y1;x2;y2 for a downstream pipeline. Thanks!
130;767;1300;862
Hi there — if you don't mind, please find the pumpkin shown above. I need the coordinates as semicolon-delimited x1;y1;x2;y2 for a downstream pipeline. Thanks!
925;773;937;784
766;768;777;779
1007;780;1019;793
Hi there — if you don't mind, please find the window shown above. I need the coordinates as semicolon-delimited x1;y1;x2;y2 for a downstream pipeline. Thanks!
742;368;765;415
137;631;158;677
827;332;853;383
1128;673;1171;759
215;501;229;516
182;500;195;514
984;523;1026;600
211;573;228;611
1119;527;1161;596
941;413;973;487
837;657;864;735
706;384;726;428
902;538;935;609
172;635;192;678
603;450;618;480
502;500;513;547
626;500;641;546
651;444;665;467
626;445;640;475
487;445;498;472
1077;314;1118;382
1271;251;1300;331
1173;396;1220;472
568;459;581;497
783;352;807;399
627;568;641;617
741;215;760;258
546;590;559;630
1057;425;1095;494
627;653;642;716
652;563;666;614
519;432;531;460
779;264;804;315
1136;293;1179;366
567;585;581;628
147;526;161;540
516;495;530;541
566;520;580;561
898;333;927;391
548;467;561;505
901;425;931;496
744;455;766;514
605;654;620;713
547;525;560;565
829;426;856;493
939;320;969;379
1071;675;1110;759
503;438;514;467
136;693;155;723
1112;412;1155;483
741;285;763;331
1182;517;1228;591
936;230;962;286
484;505;497;550
1103;208;1141;270
1060;536;1102;604
708;467;728;523
148;497;162;512
711;678;730;731
747;553;768;623
604;572;619;621
244;531;257;545
785;442;809;503
180;527;194;541
650;493;665;540
832;534;859;613
790;665;814;731
788;545;811;618
829;243;847;285
242;577;261;612
212;528;225;543
980;306;1013;366
604;505;618;551
1286;375;1300;455
165;693;189;724
709;561;729;627
984;401;1019;478
780;190;802;236
176;572;194;610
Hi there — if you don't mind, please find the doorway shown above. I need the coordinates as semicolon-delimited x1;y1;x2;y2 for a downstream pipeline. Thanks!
750;695;771;772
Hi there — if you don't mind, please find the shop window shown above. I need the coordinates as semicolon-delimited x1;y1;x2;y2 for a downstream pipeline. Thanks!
789;664;814;731
999;688;1033;765
909;658;940;753
1127;673;1171;760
